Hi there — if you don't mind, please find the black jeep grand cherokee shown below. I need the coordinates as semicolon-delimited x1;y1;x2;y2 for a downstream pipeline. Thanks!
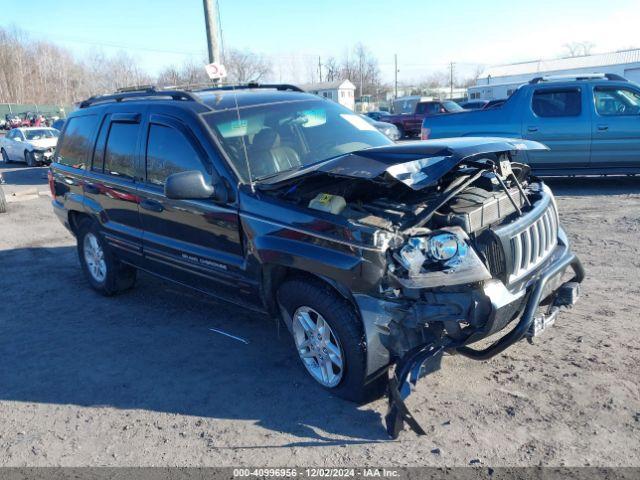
50;84;584;437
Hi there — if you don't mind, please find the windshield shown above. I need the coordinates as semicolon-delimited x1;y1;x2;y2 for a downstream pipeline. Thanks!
442;101;464;112
204;99;392;183
24;129;57;140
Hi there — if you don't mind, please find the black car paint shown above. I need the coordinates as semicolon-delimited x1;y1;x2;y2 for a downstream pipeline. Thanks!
50;88;584;438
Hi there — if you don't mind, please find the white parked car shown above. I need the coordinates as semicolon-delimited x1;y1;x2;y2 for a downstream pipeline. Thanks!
0;127;59;166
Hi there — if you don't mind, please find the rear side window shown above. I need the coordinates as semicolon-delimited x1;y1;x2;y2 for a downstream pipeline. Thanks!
145;124;203;186
532;88;581;117
102;122;140;179
56;115;98;168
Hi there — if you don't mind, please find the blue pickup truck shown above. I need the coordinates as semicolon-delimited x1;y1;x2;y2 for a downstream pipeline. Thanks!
421;74;640;175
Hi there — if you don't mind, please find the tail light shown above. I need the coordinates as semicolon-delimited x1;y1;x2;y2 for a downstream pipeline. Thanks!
47;170;56;197
420;127;431;140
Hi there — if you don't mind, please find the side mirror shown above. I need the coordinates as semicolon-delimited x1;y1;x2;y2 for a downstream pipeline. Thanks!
164;170;219;200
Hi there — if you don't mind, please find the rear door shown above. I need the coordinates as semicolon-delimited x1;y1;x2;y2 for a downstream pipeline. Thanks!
7;129;24;160
137;110;257;306
83;109;144;264
3;130;16;159
591;84;640;169
521;86;591;169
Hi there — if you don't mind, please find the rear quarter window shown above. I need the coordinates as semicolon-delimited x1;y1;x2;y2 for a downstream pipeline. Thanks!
56;115;99;169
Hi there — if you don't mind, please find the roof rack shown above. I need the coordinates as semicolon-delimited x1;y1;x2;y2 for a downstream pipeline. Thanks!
78;86;202;109
191;82;304;93
529;73;627;84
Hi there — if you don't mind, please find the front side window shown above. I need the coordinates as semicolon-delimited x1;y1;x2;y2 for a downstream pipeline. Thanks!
102;122;139;179
594;87;640;116
146;124;203;186
204;99;391;183
56;115;98;169
532;88;581;117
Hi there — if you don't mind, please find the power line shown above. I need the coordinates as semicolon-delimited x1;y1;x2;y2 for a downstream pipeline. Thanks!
16;27;206;56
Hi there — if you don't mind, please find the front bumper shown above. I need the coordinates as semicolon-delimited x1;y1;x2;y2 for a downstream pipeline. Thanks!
455;240;584;360
357;230;585;438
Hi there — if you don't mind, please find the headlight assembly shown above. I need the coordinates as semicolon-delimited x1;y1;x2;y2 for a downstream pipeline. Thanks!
392;227;491;288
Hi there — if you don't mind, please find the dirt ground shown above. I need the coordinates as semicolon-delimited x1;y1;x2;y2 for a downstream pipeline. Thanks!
0;163;639;467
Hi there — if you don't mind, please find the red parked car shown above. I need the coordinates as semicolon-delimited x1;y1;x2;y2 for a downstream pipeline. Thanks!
382;100;464;138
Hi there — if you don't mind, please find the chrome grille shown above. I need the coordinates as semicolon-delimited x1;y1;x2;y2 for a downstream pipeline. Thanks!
508;202;558;282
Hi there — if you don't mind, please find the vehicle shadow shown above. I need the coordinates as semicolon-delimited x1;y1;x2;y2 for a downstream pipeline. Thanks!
543;175;640;196
0;246;389;446
0;163;49;187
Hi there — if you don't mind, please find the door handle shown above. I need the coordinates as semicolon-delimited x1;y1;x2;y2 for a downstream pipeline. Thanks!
597;124;609;131
527;126;538;132
140;199;164;213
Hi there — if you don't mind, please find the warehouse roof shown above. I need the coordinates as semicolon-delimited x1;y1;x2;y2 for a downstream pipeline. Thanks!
480;49;640;80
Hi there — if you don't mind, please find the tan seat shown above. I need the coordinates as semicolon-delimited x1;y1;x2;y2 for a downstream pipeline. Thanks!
249;128;301;178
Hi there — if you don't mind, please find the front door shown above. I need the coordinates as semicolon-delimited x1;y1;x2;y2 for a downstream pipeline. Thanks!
521;86;591;170
137;111;257;306
591;84;640;169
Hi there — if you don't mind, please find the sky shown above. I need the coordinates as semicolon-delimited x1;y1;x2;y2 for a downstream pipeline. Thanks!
2;0;639;84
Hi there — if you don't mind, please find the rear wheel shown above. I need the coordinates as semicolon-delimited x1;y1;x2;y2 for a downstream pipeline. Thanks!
278;278;387;403
395;125;405;139
77;219;136;296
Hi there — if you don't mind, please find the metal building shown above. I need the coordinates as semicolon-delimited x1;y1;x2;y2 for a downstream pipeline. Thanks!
469;49;640;100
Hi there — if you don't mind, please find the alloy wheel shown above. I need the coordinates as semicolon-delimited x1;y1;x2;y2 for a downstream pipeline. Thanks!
292;306;344;388
83;233;107;283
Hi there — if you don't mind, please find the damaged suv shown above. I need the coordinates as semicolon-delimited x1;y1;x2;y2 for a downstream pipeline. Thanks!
50;85;584;437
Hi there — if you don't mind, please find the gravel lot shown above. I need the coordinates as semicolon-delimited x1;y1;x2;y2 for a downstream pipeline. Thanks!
0;163;639;467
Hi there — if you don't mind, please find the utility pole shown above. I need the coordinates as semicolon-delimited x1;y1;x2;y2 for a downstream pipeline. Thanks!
203;0;220;64
394;53;398;99
449;61;455;99
318;56;322;83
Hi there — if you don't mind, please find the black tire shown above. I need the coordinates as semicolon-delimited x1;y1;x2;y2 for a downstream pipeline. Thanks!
278;277;387;403
395;124;405;139
0;185;6;214
25;150;35;167
1;148;9;163
76;219;137;296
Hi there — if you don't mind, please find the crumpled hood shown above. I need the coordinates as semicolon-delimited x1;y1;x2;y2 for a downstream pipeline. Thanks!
28;138;58;150
261;137;548;190
317;137;547;190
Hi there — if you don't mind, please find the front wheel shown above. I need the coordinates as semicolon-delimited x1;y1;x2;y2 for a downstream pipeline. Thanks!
0;185;6;213
1;148;9;163
77;219;137;296
278;278;387;403
25;150;36;167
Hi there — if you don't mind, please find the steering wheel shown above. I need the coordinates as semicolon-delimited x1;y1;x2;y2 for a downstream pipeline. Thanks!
617;103;627;114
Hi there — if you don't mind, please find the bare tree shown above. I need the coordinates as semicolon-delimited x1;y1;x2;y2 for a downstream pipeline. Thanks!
323;57;340;82
224;48;271;83
563;41;595;57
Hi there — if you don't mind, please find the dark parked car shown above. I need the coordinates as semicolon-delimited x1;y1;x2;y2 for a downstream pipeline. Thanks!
360;114;401;141
50;84;583;437
483;99;507;109
459;100;488;110
51;118;66;131
365;111;391;121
